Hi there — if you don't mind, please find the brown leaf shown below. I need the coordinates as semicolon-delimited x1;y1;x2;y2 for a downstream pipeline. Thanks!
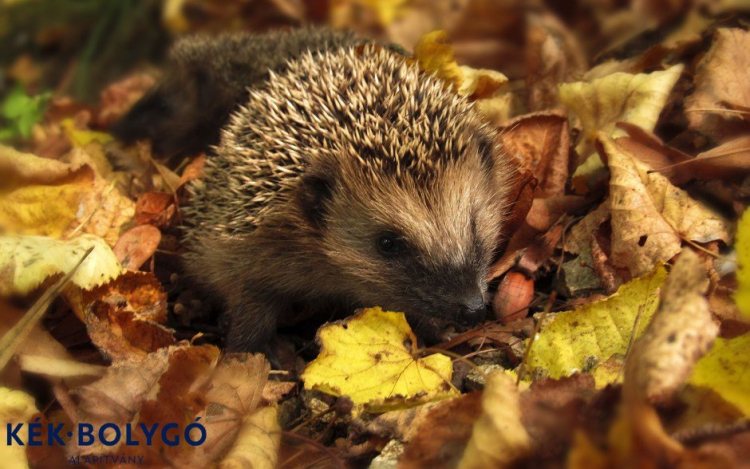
399;393;483;468
599;135;732;277
134;192;176;227
95;74;157;128
685;28;750;140
499;111;571;197
113;224;161;271
66;271;174;360
525;12;587;112
493;272;534;324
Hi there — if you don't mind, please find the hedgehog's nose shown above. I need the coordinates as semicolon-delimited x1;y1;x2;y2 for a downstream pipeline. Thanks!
457;293;487;326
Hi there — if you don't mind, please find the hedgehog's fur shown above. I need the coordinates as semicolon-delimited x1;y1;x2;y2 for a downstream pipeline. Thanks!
112;28;360;159
171;35;516;352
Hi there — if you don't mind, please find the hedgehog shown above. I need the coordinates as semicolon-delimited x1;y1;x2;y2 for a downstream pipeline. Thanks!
119;29;515;352
112;28;361;159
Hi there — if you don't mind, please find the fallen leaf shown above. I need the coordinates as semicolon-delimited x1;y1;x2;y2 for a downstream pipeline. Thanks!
414;30;508;101
399;393;483;468
600;135;732;277
218;405;280;469
685;28;750;140
69;271;174;360
735;208;750;318
0;387;39;469
301;307;458;414
624;249;718;407
499;111;571;197
559;64;683;180
458;370;531;469
527;265;667;382
113;224;161;270
60;118;113;147
0;234;122;297
134;192;176;227
689;332;750;416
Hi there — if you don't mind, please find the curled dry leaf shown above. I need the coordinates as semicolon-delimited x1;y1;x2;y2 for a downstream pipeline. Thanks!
113;224;162;271
68;271;174;361
685;28;750;140
458;371;531;469
499;111;571;197
399;393;483;469
559;64;683;178
0;234;122;297
301;307;458;414
624;249;718;407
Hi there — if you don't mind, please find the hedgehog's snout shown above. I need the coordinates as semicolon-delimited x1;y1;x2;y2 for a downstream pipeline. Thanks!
455;291;487;326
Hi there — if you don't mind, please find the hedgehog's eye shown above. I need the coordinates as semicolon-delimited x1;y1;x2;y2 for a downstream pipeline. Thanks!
376;232;405;256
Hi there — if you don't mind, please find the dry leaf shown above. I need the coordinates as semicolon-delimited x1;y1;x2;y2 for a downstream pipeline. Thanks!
499;111;571;197
0;387;39;469
218;405;280;469
559;65;683;177
458;371;531;469
113;224;161;271
599;135;732;277
685;28;750;140
624;249;718;406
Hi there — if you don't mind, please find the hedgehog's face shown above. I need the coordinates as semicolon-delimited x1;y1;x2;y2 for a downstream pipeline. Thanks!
299;142;511;343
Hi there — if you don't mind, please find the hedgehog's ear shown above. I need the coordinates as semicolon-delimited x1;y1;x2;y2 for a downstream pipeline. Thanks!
298;172;334;229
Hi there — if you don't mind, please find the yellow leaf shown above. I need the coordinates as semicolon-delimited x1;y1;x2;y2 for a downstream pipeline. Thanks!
458;371;531;469
526;265;667;382
735;208;750;318
559;65;683;181
0;234;122;296
301;307;458;413
61;118;114;147
0;387;39;469
689;333;750;416
218;406;281;469
414;31;508;100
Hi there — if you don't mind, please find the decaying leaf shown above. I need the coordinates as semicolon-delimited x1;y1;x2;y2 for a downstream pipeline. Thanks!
499;111;571;197
113;224;162;271
685;28;750;139
0;234;122;297
601;135;732;277
458;370;531;469
624;249;718;406
559;64;683;178
301;307;458;413
0;387;39;469
527;265;667;382
68;271;174;360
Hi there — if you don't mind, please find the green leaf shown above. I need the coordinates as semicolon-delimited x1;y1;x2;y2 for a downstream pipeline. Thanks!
0;85;51;140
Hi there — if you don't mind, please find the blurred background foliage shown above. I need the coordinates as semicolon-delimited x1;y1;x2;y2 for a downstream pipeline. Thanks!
1;0;747;139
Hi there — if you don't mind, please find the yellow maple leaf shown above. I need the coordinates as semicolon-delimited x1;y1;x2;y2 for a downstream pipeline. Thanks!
559;65;683;184
301;307;458;413
526;265;667;383
0;234;122;296
689;333;750;416
735;208;750;318
0;387;39;469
